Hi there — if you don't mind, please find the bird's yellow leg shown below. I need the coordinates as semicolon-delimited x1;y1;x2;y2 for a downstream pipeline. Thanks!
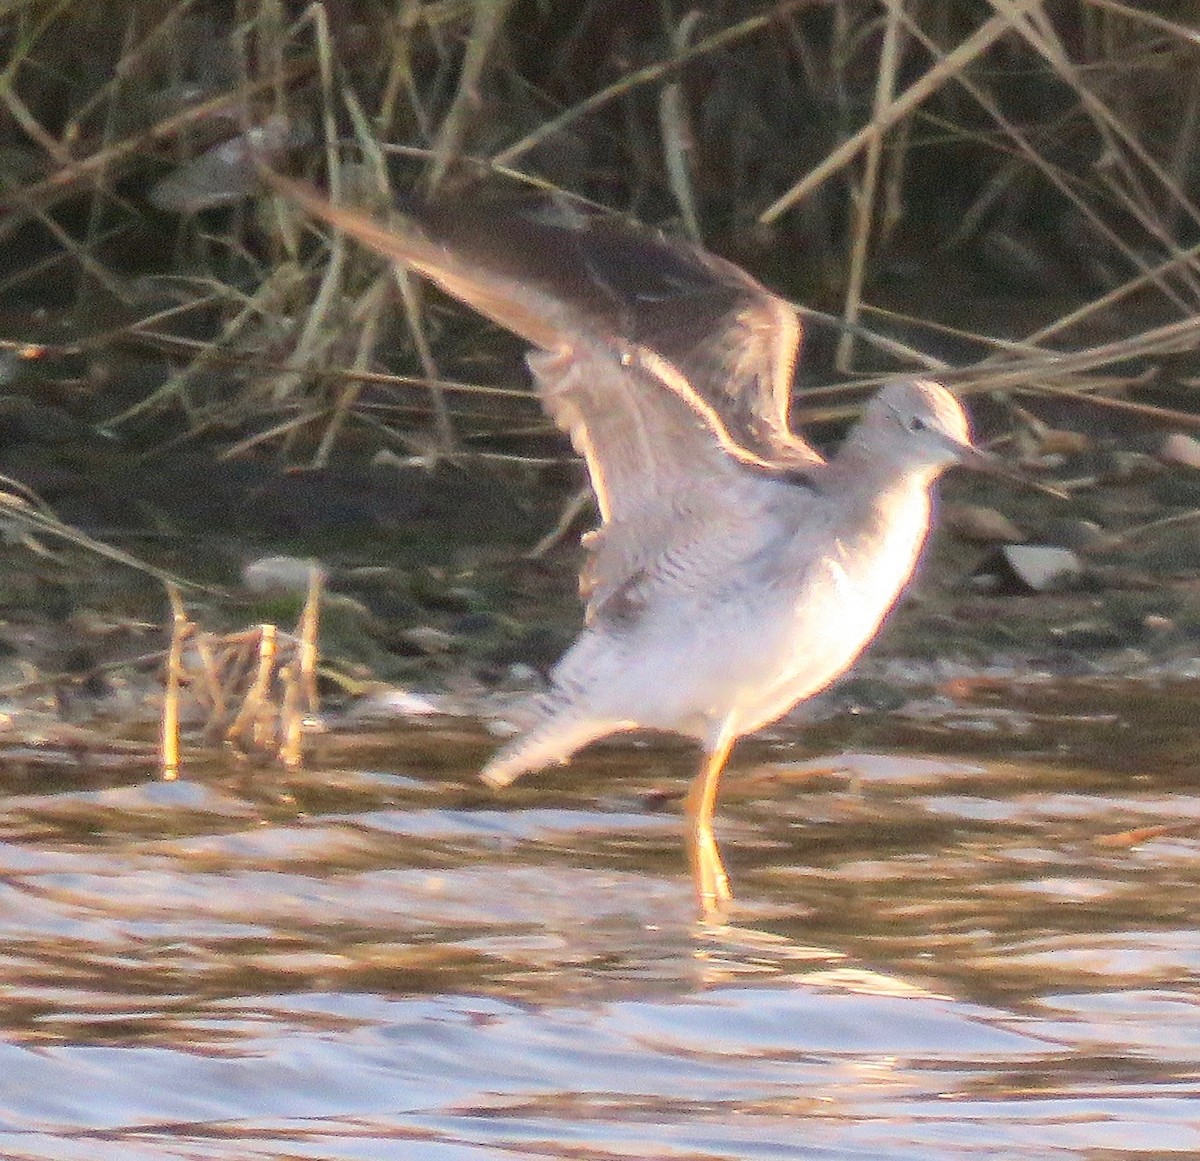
685;723;737;922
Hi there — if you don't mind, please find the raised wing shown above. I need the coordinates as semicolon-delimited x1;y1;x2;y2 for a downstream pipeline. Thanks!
412;190;822;473
264;173;822;476
263;175;819;619
542;210;818;473
528;343;777;619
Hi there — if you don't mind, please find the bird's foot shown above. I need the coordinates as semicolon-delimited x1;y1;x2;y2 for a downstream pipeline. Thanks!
694;850;734;924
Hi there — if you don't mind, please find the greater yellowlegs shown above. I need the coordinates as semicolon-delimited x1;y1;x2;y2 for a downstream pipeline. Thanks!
269;173;1009;919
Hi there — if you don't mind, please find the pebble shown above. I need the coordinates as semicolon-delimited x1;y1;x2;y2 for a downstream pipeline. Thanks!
1001;544;1084;591
242;555;323;596
1160;432;1200;471
945;504;1026;544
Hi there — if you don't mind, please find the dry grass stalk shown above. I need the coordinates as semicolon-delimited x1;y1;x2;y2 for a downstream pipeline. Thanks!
159;568;324;777
0;477;213;592
659;10;706;243
835;0;902;372
426;0;515;193
7;0;1200;474
490;2;807;169
760;0;1046;224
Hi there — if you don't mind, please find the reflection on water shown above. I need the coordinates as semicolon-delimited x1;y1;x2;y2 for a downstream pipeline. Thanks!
0;679;1199;1159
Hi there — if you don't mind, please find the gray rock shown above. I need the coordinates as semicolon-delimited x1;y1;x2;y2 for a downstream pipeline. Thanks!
241;555;322;596
1002;544;1083;591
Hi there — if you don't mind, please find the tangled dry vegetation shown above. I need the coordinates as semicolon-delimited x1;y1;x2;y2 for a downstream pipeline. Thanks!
4;1;1200;764
2;0;1200;462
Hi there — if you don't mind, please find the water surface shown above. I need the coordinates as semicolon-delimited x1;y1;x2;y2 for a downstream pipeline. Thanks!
0;678;1197;1159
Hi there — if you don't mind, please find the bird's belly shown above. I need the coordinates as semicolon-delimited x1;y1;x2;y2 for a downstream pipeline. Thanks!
601;566;900;740
732;597;888;735
568;500;929;743
734;529;926;735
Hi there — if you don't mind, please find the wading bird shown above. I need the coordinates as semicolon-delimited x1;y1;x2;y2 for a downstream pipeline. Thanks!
268;173;1010;920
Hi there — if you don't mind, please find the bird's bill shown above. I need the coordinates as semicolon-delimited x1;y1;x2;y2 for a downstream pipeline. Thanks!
954;441;1069;500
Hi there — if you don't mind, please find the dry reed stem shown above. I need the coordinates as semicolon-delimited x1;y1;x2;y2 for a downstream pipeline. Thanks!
65;0;207;138
276;234;349;403
797;306;954;380
893;15;1191;318
312;274;388;466
0;485;215;593
996;0;1200;240
298;566;323;716
119;331;534;405
74;6;140;315
350;141;460;455
528;485;594;559
990;237;1200;356
491;1;806;168
760;0;1044;224
381;141;613;204
221;629;274;745
0;85;71;165
104;263;306;428
343;90;458;451
393;264;458;452
245;625;279;750
835;0;902;372
218;412;326;460
279;658;304;769
1084;0;1200;45
378;2;424;135
192;633;229;738
659;9;705;243
216;637;262;705
161;585;189;781
0;224;124;298
158;565;323;772
427;0;515;193
3;192;131;303
964;314;1200;391
279;565;324;767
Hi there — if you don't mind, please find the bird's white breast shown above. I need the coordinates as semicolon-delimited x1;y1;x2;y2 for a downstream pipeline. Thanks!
561;477;936;745
735;480;933;735
826;482;932;616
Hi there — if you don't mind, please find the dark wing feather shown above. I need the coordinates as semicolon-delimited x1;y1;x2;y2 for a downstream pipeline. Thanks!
413;193;821;472
263;175;819;621
557;219;817;470
264;174;822;477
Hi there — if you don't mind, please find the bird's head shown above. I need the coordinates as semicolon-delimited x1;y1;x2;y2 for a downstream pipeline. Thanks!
859;378;1064;498
861;378;975;478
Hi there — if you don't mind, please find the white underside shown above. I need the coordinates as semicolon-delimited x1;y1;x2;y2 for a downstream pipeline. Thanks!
482;478;932;783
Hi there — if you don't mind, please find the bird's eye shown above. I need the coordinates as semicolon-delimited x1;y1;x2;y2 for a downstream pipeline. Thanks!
906;415;927;433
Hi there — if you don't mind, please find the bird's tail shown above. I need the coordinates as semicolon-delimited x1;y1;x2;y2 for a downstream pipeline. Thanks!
481;691;634;789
